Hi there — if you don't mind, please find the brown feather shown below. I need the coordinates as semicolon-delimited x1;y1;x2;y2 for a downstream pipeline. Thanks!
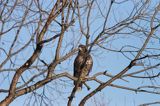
73;45;93;90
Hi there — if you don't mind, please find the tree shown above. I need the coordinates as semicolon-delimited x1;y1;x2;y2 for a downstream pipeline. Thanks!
0;0;160;106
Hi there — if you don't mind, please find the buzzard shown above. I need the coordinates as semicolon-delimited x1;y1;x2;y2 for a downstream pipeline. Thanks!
74;45;93;90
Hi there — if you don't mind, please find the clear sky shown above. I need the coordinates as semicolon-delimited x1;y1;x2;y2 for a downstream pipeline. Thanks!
1;0;160;106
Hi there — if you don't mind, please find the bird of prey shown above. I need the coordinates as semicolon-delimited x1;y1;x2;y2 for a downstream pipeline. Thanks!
74;45;93;90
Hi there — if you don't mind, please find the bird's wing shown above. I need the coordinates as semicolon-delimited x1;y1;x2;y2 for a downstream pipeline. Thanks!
74;55;84;77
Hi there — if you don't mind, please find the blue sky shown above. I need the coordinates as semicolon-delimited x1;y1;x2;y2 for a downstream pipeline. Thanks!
1;0;160;106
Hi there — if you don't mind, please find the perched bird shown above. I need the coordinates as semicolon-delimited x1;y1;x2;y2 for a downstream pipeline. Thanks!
73;45;93;91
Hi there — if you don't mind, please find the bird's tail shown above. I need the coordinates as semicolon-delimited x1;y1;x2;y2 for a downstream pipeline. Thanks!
74;81;82;91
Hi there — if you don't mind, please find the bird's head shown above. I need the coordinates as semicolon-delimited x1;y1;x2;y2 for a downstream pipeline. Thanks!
78;45;87;53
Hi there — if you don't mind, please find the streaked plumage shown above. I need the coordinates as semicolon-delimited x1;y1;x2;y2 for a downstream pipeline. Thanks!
74;45;93;90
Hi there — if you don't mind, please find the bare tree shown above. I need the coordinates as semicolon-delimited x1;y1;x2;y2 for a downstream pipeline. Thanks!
0;0;160;106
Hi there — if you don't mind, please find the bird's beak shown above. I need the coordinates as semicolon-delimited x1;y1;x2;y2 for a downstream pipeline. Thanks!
79;47;82;51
